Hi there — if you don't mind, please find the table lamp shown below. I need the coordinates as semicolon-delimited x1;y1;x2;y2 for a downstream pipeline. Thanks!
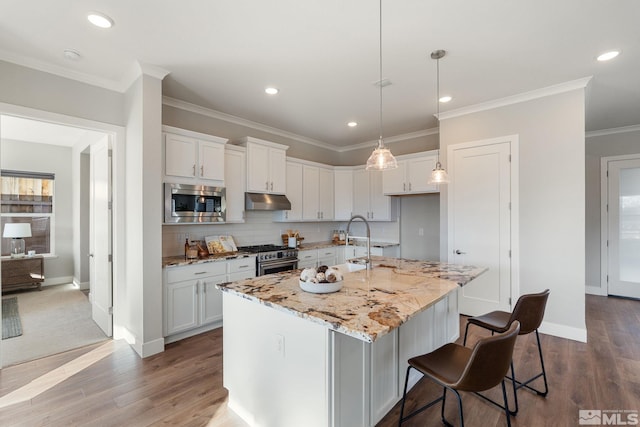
3;223;32;258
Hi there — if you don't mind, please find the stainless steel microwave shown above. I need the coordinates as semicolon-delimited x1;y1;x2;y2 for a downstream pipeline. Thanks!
164;183;226;223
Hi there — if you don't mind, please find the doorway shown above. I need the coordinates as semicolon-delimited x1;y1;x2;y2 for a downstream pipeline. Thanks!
601;154;640;299
0;113;115;367
447;135;519;316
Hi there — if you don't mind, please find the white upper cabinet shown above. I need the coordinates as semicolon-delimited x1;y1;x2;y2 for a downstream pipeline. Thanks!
277;161;303;221
224;146;246;223
163;126;227;183
302;165;334;221
334;168;353;221
238;137;288;194
318;167;334;221
382;152;438;195
352;167;394;221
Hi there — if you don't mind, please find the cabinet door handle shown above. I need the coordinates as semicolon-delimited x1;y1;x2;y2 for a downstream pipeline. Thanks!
409;183;412;191
266;181;269;190
403;183;406;191
370;212;374;219
203;283;207;294
193;164;196;175
271;181;274;191
285;211;288;219
201;165;204;176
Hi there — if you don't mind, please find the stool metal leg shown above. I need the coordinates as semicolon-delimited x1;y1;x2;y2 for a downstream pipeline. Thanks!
510;330;548;396
501;379;513;427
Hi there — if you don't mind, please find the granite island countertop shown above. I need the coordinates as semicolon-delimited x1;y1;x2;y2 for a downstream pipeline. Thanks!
217;256;486;343
297;240;399;250
163;253;256;268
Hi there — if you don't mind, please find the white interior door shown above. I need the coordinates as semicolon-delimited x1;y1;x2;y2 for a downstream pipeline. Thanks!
90;137;113;337
449;140;512;316
606;157;640;298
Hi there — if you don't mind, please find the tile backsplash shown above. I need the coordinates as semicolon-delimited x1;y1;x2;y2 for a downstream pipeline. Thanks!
162;210;399;257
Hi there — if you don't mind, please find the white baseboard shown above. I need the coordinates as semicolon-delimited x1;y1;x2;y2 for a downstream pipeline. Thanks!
539;321;587;343
43;275;74;287
73;278;90;290
140;338;164;358
586;285;606;296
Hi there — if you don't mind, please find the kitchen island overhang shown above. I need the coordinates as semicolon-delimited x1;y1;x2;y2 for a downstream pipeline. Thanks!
218;256;486;427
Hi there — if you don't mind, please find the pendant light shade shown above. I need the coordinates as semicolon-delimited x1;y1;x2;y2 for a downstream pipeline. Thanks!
366;0;397;171
428;49;449;184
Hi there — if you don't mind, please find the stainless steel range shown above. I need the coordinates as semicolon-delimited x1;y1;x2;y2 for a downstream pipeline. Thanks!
237;244;298;276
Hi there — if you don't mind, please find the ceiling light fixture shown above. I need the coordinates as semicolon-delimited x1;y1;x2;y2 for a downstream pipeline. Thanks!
597;50;620;62
428;49;449;185
87;12;114;29
265;87;279;95
347;121;358;127
366;0;397;171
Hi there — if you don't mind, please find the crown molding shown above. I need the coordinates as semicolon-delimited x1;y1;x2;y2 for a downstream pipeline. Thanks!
162;96;337;151
586;124;640;139
336;128;439;152
0;48;126;93
438;76;593;121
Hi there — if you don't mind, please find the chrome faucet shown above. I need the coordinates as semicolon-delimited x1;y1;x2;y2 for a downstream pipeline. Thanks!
346;214;372;269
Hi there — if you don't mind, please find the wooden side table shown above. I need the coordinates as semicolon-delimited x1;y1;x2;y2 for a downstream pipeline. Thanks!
1;256;45;293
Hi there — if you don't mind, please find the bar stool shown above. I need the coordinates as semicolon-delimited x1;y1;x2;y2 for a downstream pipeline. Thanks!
399;321;520;427
463;289;550;415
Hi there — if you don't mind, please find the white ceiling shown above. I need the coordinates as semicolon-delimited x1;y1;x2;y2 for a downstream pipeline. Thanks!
0;116;106;147
1;0;639;148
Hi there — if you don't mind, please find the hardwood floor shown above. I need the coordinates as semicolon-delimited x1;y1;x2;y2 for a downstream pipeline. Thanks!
0;295;638;426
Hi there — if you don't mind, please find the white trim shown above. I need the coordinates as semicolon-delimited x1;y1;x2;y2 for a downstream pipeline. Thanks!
586;124;640;139
447;134;521;309
163;96;440;153
599;153;640;295
539;321;587;343
0;48;126;92
162;125;228;144
438;77;592;121
73;278;90;290
139;337;165;358
42;275;74;287
585;285;606;296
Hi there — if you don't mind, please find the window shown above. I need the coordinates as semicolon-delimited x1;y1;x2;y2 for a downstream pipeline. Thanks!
1;170;55;256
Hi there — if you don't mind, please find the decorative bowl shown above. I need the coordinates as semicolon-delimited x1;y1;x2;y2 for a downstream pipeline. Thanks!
299;279;343;294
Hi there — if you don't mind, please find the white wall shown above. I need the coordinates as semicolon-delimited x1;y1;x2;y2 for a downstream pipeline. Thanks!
124;72;165;358
399;194;440;261
585;128;640;294
440;89;587;342
1;139;74;284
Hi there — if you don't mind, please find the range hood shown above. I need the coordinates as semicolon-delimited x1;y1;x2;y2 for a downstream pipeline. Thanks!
245;192;291;211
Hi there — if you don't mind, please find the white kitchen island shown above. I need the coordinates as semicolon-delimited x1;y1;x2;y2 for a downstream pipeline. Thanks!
218;256;486;427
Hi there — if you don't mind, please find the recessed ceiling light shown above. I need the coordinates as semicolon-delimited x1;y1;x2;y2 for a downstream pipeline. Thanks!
347;121;358;127
597;50;620;61
63;49;82;61
265;87;279;95
439;95;452;103
87;12;114;29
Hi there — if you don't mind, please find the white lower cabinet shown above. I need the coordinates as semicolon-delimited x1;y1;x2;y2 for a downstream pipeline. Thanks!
297;249;318;269
317;246;337;267
164;257;256;342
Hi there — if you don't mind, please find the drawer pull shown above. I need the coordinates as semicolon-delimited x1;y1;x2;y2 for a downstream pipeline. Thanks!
238;265;250;268
194;271;208;275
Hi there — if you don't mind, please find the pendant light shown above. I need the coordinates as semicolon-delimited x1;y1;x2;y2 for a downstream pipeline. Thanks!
366;0;397;171
429;49;449;184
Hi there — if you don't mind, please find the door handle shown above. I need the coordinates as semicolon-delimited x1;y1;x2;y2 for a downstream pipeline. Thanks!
455;249;466;255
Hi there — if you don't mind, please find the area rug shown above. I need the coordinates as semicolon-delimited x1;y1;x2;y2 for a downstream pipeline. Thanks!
2;297;23;339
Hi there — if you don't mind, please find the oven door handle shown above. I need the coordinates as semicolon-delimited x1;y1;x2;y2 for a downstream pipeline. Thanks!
259;259;298;275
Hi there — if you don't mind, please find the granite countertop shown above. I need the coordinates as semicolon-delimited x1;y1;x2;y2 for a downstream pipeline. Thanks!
163;253;256;268
298;240;399;250
217;256;486;343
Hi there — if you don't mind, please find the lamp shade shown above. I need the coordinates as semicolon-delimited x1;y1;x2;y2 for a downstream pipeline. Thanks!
3;223;32;238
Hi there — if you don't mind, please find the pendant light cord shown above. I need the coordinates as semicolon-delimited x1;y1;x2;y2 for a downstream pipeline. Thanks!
378;0;383;146
436;53;440;162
